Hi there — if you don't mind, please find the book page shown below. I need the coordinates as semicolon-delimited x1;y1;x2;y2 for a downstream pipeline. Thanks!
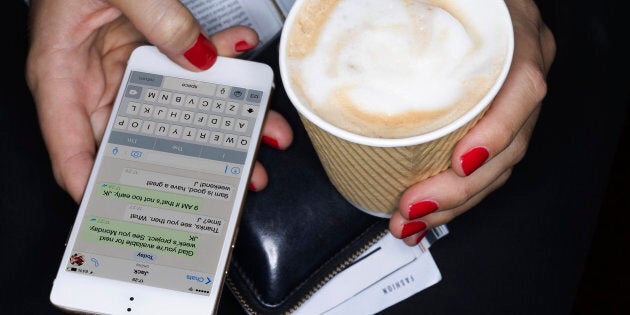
181;0;295;58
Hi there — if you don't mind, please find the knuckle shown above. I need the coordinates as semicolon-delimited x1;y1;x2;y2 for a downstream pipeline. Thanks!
453;181;476;207
494;117;519;148
518;60;549;104
149;4;196;49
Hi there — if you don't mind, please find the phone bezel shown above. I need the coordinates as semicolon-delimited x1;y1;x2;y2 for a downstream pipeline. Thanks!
50;45;273;315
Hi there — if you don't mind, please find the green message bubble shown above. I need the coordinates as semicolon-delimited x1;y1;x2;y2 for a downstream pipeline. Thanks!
97;183;201;212
84;217;199;258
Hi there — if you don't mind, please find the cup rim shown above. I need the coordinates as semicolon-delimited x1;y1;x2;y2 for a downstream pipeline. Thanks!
279;0;515;148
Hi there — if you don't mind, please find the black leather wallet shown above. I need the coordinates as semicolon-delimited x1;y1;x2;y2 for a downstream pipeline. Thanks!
224;47;389;314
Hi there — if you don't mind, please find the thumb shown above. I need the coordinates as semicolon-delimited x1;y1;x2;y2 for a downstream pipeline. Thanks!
108;0;217;70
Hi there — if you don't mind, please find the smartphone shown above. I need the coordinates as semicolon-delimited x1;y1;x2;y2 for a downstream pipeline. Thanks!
50;45;273;314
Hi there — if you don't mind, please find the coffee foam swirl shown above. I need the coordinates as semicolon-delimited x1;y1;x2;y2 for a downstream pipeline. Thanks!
287;0;509;138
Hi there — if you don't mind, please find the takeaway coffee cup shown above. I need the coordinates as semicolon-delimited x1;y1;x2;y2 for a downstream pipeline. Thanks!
279;0;514;217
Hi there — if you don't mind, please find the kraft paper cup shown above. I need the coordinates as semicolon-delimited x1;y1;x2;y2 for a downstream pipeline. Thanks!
279;0;514;218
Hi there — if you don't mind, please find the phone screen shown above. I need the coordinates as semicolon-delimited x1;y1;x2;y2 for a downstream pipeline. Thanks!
64;70;265;296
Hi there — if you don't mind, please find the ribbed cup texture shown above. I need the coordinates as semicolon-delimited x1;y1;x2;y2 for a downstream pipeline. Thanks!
300;114;484;217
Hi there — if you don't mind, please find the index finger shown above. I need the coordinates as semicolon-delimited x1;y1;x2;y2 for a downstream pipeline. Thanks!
107;0;217;70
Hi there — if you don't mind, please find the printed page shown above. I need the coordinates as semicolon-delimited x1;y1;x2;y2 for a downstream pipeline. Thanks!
181;0;296;58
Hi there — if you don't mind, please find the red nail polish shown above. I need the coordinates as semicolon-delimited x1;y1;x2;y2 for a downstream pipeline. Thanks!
184;34;218;70
414;230;429;245
460;146;490;176
408;200;438;220
248;183;256;191
262;136;280;149
400;220;428;239
235;40;255;52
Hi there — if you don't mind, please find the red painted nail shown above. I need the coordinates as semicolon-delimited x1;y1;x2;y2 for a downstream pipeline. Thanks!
401;220;428;239
235;40;255;52
460;146;490;176
184;34;218;70
248;183;256;191
262;136;280;149
414;230;429;245
408;200;439;220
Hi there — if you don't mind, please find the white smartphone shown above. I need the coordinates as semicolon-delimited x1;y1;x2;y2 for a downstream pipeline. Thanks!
50;45;273;315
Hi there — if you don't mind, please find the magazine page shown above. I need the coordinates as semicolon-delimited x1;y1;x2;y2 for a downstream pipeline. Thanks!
181;0;296;57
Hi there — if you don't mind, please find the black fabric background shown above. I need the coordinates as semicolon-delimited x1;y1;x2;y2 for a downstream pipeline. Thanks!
1;1;627;314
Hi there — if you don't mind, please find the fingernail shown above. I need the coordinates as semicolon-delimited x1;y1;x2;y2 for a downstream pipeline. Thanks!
408;200;439;220
235;40;256;52
401;220;428;239
248;183;256;191
184;33;218;70
460;146;490;176
262;136;280;149
414;230;429;245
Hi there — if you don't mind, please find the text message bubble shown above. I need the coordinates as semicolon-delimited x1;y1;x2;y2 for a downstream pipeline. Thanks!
120;168;233;201
83;217;199;257
124;204;224;235
97;183;201;212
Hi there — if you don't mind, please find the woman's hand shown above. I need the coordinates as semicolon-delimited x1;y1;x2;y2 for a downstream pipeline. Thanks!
26;0;293;203
388;0;557;245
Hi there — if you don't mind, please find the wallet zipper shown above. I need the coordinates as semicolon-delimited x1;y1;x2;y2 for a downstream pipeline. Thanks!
227;228;389;315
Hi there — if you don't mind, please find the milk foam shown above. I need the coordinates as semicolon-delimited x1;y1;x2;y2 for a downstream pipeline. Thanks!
286;0;510;138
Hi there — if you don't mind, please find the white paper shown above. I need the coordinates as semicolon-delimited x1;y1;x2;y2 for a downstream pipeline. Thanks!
325;249;442;315
294;232;444;315
181;0;297;57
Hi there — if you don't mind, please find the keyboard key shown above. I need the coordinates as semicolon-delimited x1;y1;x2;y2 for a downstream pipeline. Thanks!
196;129;209;143
181;111;194;124
241;104;258;118
157;90;172;104
229;87;246;100
194;113;208;126
145;88;159;102
236;136;250;149
212;99;225;113
235;119;248;133
221;117;235;130
199;97;212;111
208;115;221;129
141;121;155;134
128;118;142;132
167;108;181;122
140;104;154;117
126;102;140;115
155;123;169;137
154;106;167;120
223;134;237;147
182;127;197;141
215;85;230;98
209;131;224;145
114;116;128;129
168;125;183;138
185;95;199;108
172;93;185;106
226;102;239;115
